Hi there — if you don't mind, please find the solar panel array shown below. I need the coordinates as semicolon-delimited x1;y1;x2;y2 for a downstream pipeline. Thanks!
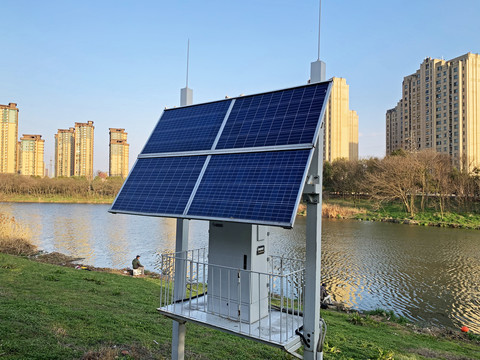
110;81;332;227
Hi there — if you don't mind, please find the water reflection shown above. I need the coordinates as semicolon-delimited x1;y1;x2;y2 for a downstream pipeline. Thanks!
1;202;479;334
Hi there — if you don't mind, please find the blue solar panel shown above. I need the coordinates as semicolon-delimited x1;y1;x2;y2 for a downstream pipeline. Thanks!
215;83;328;149
141;100;231;154
111;156;207;215
111;81;332;227
187;150;311;226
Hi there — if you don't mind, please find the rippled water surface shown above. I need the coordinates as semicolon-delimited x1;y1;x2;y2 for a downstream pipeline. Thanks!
2;202;479;333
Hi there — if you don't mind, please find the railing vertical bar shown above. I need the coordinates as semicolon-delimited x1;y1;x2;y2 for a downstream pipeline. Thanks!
159;255;163;307
280;259;284;342
188;258;193;318
211;267;215;315
238;270;242;334
258;272;261;339
197;251;200;304
228;269;231;319
286;274;289;341
170;255;175;313
248;271;252;337
268;274;272;342
219;268;222;318
203;262;207;312
295;273;300;329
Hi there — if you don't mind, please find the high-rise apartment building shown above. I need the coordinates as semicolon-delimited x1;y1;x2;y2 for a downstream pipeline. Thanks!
74;121;94;179
386;52;480;170
18;134;44;176
0;103;19;173
54;128;75;177
323;77;359;162
109;128;129;178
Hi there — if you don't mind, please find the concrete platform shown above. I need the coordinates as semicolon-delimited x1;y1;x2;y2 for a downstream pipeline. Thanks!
157;294;302;352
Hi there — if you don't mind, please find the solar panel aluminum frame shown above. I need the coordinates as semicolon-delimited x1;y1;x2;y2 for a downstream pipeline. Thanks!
109;80;333;228
137;143;313;159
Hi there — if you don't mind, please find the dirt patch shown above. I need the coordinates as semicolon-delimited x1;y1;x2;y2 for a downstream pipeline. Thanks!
410;325;475;342
31;251;162;278
82;344;158;360
409;348;472;360
34;252;83;265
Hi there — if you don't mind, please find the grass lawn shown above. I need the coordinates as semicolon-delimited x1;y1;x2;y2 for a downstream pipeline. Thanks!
1;253;479;359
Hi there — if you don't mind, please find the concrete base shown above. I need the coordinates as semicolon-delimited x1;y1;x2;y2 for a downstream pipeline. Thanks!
157;294;302;352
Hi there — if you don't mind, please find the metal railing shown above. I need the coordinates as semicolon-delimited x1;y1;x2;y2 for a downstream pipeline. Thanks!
157;249;305;346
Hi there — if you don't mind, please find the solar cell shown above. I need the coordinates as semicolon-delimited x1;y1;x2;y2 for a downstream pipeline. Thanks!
215;83;328;149
141;100;232;154
186;150;311;226
111;156;207;215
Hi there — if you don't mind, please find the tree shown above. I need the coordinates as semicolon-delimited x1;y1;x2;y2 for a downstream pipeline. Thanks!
365;155;420;217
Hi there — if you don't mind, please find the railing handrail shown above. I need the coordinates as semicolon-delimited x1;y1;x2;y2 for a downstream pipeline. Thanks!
161;253;305;277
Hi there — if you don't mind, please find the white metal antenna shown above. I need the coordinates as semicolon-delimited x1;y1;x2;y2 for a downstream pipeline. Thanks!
317;0;321;60
186;39;190;88
180;39;193;106
310;0;325;83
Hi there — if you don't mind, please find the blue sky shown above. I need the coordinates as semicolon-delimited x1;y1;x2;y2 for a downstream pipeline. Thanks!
1;0;479;173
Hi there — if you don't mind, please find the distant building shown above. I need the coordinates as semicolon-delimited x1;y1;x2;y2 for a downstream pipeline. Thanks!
323;78;359;162
109;128;129;178
55;128;75;177
386;52;480;170
18;134;44;176
0;103;19;174
74;121;94;179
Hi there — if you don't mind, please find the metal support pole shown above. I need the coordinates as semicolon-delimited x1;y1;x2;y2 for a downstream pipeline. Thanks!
303;129;324;360
171;219;189;360
172;56;193;360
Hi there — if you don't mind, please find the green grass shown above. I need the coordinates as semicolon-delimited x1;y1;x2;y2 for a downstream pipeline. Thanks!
1;253;479;359
326;198;480;230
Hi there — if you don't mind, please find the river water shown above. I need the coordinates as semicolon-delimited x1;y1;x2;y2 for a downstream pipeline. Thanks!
1;202;479;333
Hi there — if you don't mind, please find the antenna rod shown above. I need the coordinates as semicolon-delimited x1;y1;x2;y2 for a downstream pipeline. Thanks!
186;39;190;88
317;0;321;60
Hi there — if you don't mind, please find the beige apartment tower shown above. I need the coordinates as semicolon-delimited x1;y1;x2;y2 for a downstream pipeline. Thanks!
74;121;94;179
386;52;480;170
109;128;129;178
18;135;44;176
323;77;359;162
0;103;19;174
55;128;75;177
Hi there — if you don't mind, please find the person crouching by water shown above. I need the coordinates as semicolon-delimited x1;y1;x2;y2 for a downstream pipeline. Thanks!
132;255;144;276
320;283;332;309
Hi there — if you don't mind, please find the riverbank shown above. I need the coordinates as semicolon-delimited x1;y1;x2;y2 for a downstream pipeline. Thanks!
1;246;479;359
0;194;114;204
323;198;480;230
